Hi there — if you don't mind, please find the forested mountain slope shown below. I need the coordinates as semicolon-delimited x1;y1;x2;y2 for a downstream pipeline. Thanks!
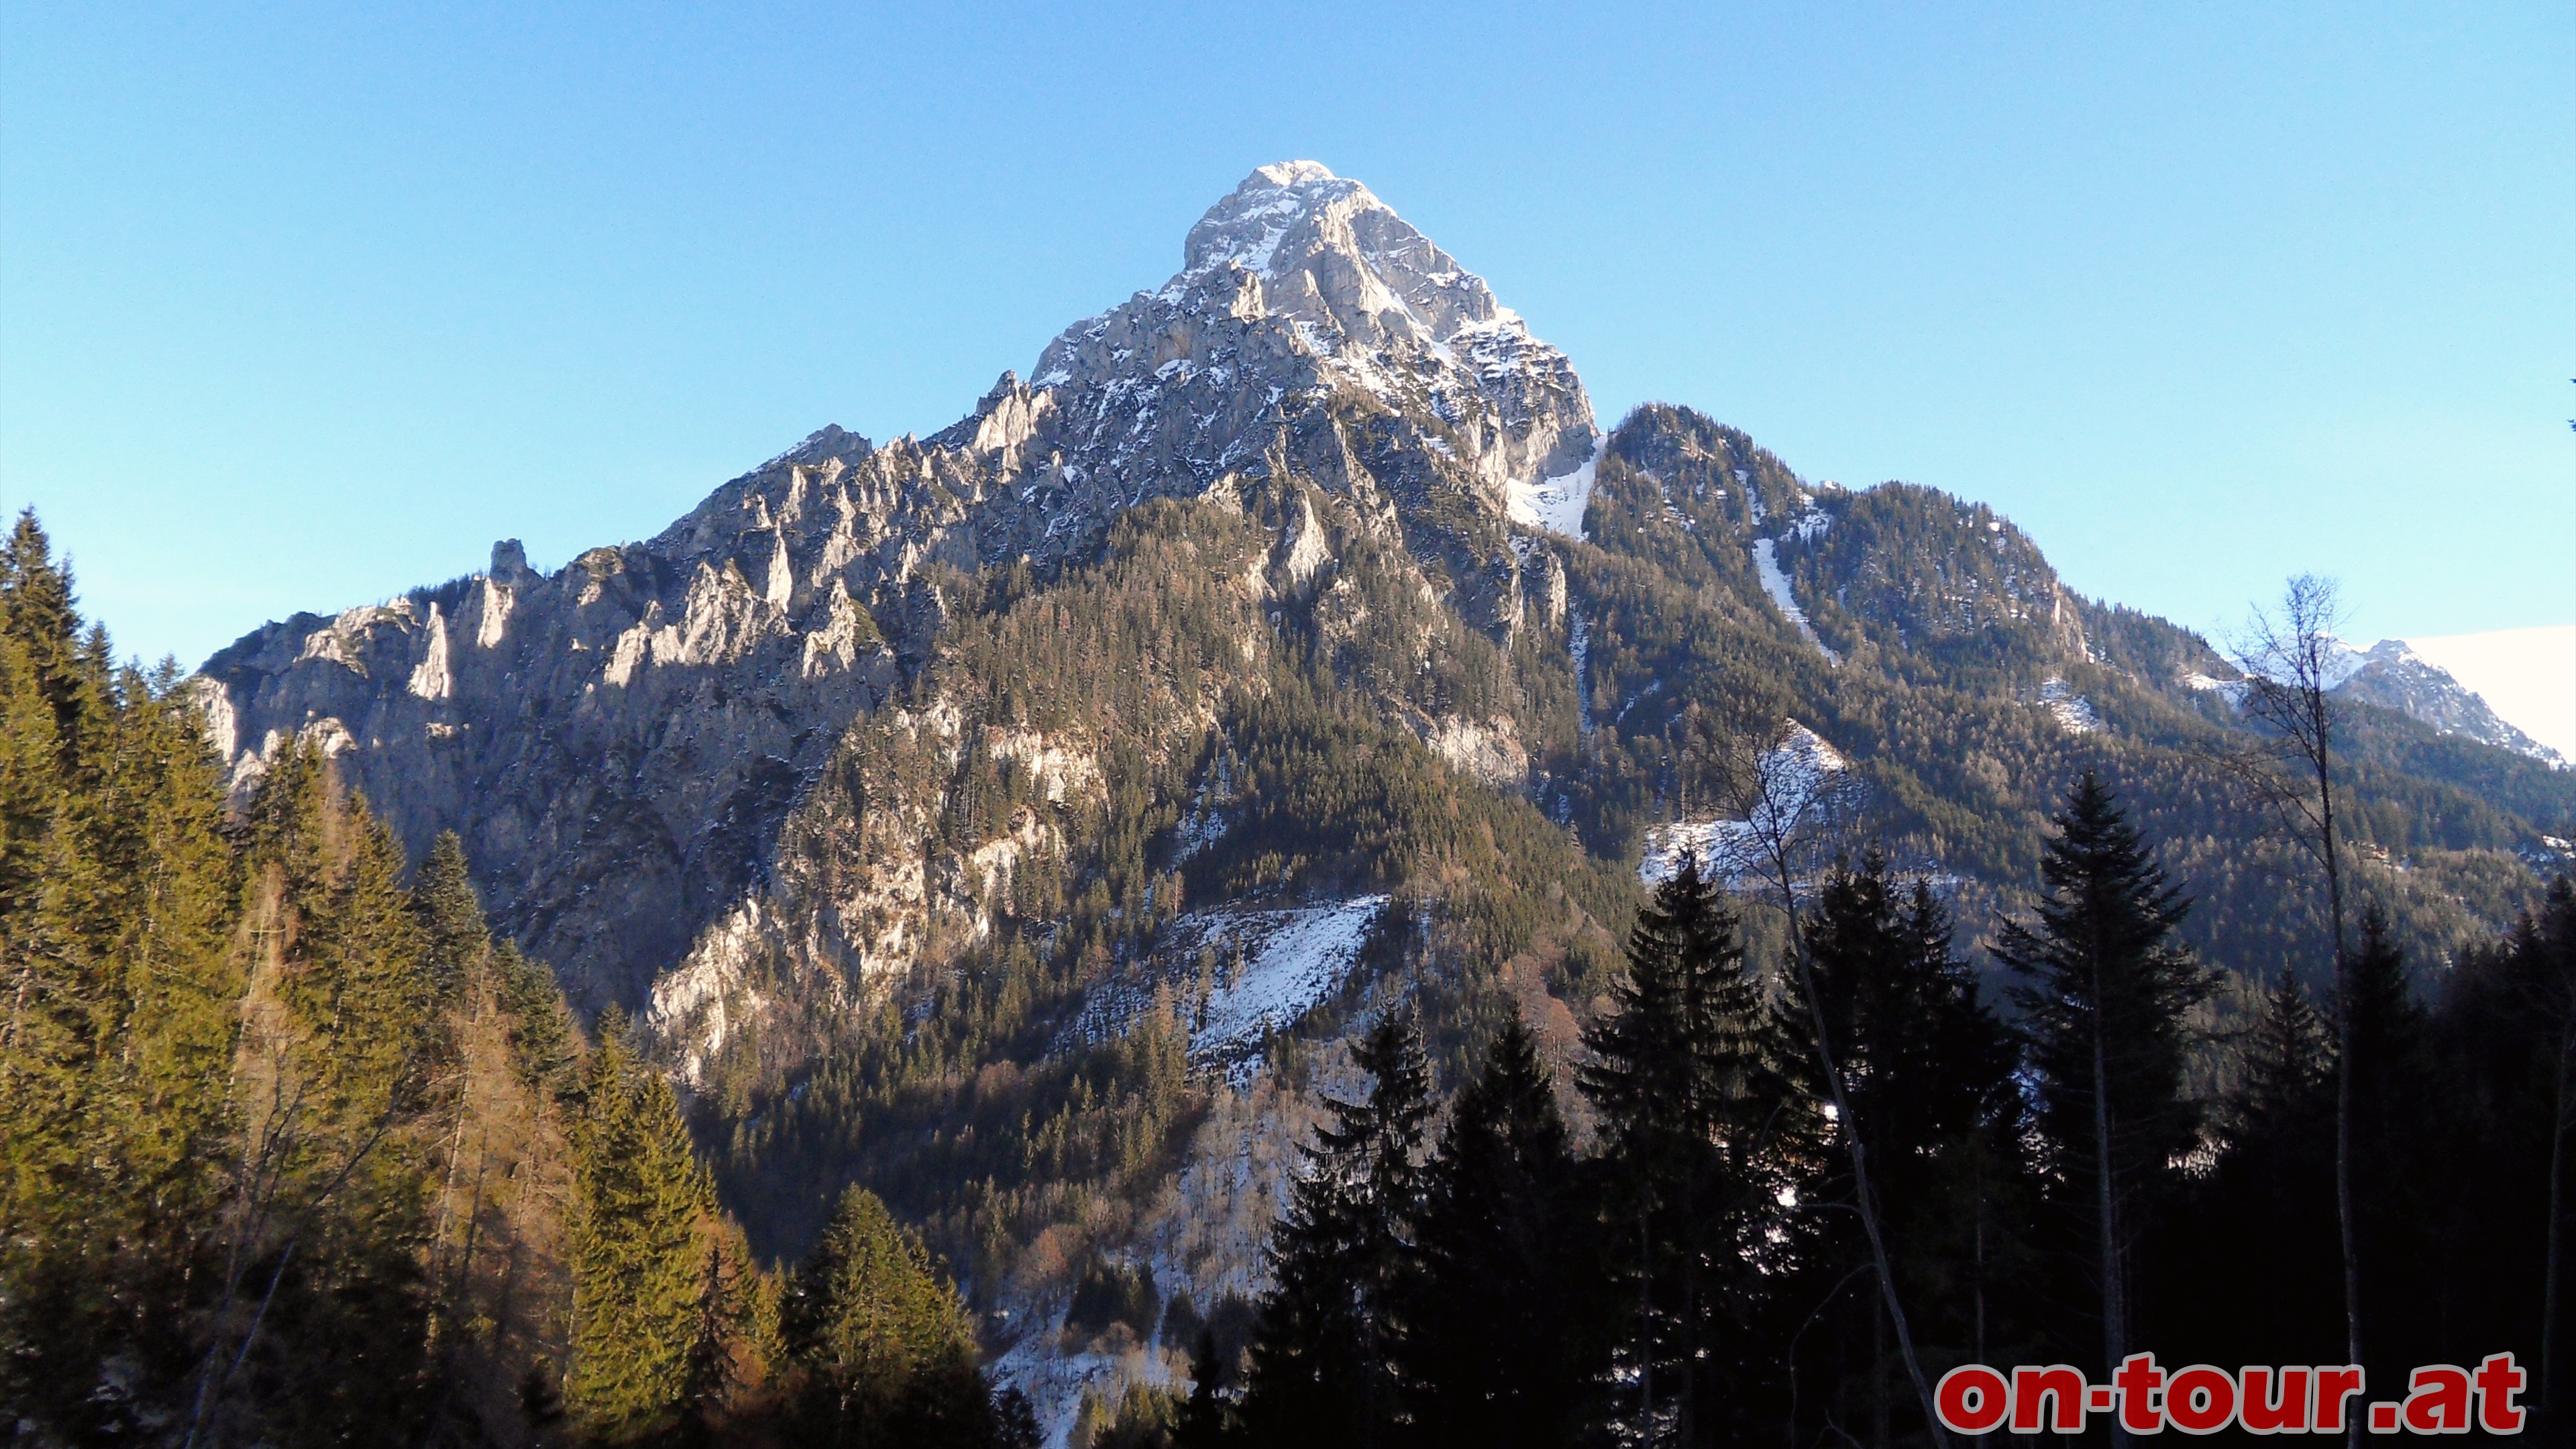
178;162;2575;1432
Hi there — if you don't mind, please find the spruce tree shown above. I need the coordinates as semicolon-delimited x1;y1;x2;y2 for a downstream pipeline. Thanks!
289;800;435;1126
2174;975;2340;1364
1806;856;2012;1190
566;1008;716;1440
2433;877;2576;1428
1397;1014;1601;1448
1995;771;2213;1415
782;1183;979;1432
415;829;488;1005
1577;855;1790;1444
1173;1328;1236;1448
0;515;244;1441
1239;1013;1431;1448
1798;853;2015;1443
494;938;578;1096
2346;906;2440;1379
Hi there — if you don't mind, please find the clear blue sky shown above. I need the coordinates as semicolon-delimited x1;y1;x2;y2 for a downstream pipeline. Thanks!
4;1;2569;669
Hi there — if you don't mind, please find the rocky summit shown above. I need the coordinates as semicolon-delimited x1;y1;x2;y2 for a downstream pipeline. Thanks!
195;162;1602;1010
185;162;2575;1430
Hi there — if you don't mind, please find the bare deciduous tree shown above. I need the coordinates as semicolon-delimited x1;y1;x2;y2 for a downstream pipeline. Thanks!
2229;574;2362;1448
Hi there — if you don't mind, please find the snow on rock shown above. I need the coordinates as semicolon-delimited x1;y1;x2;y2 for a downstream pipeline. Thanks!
1187;896;1390;1079
1027;160;1597;516
1509;431;1602;538
2038;676;2100;734
1752;540;1841;665
1641;724;1849;884
2186;672;2249;706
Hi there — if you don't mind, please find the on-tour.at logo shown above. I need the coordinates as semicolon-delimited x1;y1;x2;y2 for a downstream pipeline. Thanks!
1933;1352;2528;1436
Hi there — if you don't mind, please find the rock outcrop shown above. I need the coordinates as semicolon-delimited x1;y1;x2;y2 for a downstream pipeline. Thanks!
192;162;1597;1006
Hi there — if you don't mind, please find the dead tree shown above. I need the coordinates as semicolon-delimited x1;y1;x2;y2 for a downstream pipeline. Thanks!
2231;573;2363;1446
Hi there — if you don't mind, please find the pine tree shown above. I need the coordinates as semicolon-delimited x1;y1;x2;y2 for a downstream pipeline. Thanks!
566;1008;716;1441
2433;877;2576;1430
2175;975;2340;1364
1239;1013;1432;1448
1806;856;2012;1191
1995;771;2214;1413
2235;977;2334;1146
1577;855;1789;1444
1173;1328;1236;1448
288;799;435;1126
1397;1014;1601;1448
494;938;578;1096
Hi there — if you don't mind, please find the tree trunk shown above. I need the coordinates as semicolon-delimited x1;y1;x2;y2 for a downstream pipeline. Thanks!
2543;1023;2571;1432
1640;1203;1656;1446
2315;686;2361;1449
1772;841;1948;1449
2093;965;2128;1449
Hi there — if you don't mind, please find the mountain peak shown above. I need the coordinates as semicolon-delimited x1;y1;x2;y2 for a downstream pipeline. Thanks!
1248;158;1338;186
1182;159;1382;281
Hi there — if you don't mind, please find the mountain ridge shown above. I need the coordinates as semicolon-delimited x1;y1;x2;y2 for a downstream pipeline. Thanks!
180;160;2575;1434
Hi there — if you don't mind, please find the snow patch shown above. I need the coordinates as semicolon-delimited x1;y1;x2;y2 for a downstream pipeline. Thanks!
2039;677;2100;734
1751;540;1841;665
2186;672;2249;706
1641;724;1849;884
1189;896;1389;1080
1507;431;1602;538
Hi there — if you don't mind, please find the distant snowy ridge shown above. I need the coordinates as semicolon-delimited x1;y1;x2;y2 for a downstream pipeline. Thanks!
2233;635;2564;767
2401;627;2575;767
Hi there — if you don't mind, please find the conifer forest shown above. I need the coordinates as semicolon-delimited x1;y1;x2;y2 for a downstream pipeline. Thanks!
6;474;2569;1448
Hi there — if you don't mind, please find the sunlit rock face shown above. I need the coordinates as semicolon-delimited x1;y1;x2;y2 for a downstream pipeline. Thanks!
192;161;1597;1007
